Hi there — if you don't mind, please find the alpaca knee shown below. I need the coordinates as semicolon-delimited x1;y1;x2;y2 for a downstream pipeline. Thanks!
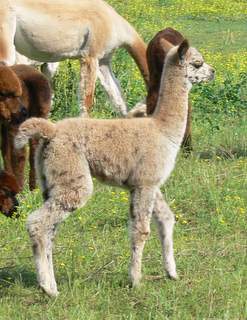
131;220;151;243
26;211;43;239
167;213;176;227
26;209;52;243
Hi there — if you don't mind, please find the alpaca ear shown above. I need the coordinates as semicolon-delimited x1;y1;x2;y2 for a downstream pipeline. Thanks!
160;38;174;53
0;65;22;97
177;39;189;62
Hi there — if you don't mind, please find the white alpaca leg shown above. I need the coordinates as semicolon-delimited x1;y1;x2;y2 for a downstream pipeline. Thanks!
129;187;156;286
46;227;58;294
27;207;57;296
98;59;128;116
79;57;98;115
153;190;178;280
41;62;59;107
27;203;70;297
40;62;59;88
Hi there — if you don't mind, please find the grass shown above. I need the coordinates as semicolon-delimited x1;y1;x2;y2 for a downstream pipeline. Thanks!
0;0;247;319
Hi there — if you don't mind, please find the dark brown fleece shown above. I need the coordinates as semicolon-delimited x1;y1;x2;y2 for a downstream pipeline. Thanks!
0;64;51;213
146;27;192;152
0;170;20;217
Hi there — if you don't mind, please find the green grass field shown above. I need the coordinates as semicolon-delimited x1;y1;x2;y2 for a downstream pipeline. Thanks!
0;1;246;319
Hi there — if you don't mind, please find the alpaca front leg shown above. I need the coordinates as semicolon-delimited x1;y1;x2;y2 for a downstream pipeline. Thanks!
79;57;98;115
46;227;58;294
29;139;38;190
1;124;13;173
129;187;156;286
153;190;178;280
98;60;128;116
29;229;56;296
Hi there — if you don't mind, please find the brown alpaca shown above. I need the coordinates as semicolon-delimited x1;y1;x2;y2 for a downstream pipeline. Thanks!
0;64;51;191
0;0;148;116
129;28;193;152
146;27;192;152
16;39;214;297
0;170;20;217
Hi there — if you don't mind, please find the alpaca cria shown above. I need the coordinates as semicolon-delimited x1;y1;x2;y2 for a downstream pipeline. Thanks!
0;0;148;115
16;40;214;297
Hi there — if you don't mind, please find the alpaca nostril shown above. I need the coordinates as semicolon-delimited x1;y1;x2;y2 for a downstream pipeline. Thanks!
20;106;27;114
19;105;28;118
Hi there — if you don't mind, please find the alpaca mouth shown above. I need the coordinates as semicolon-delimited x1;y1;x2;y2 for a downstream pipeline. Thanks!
209;72;215;81
0;191;19;218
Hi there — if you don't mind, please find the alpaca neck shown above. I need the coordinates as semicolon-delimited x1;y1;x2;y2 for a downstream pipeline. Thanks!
125;35;149;87
153;63;189;145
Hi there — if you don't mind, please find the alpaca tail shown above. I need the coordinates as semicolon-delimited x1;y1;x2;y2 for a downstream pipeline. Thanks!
125;33;149;87
15;118;56;149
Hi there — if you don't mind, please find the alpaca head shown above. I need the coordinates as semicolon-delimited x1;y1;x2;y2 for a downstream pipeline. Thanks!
161;39;215;88
0;65;28;124
0;171;20;218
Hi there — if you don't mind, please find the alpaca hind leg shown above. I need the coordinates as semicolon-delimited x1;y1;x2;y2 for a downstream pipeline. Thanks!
41;62;59;106
129;187;156;286
79;57;98;115
27;203;81;296
27;165;93;297
27;204;58;296
40;62;59;90
153;190;178;280
98;59;127;116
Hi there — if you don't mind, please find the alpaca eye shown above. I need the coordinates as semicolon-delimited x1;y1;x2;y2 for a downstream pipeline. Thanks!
193;61;203;69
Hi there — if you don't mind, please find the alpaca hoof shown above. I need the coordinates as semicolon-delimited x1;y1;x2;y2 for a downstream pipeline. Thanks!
130;276;142;288
40;284;59;297
168;271;178;280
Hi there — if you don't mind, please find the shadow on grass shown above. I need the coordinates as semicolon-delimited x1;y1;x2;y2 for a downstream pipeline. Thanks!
198;146;247;160
0;266;36;293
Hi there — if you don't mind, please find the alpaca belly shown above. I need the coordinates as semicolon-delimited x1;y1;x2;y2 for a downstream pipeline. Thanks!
14;15;91;61
90;161;130;187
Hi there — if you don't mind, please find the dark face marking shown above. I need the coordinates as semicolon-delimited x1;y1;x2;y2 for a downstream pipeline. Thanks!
42;189;49;201
73;142;80;150
59;171;68;177
105;132;113;139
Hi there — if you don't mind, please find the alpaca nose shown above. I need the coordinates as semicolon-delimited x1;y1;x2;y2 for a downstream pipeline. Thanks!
0;193;19;218
19;105;28;118
210;67;215;79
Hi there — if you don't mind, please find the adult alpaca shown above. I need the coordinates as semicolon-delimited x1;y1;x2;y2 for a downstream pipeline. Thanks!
15;52;59;91
0;64;51;190
0;0;149;115
16;39;214;297
128;27;193;152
